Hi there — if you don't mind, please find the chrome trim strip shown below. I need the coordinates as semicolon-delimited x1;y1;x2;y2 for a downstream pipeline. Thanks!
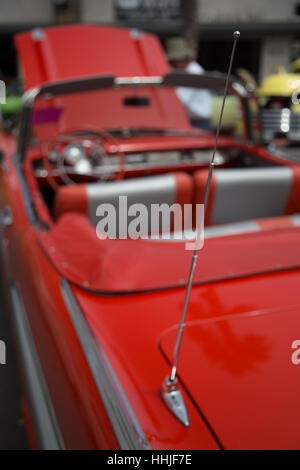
60;278;151;450
149;219;260;241
115;76;162;86
17;87;41;159
205;219;260;237
13;155;40;227
9;282;65;450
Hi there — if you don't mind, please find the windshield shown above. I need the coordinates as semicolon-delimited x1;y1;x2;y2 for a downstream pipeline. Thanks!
31;78;244;144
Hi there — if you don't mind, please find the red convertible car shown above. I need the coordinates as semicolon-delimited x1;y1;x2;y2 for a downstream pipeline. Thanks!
0;24;300;450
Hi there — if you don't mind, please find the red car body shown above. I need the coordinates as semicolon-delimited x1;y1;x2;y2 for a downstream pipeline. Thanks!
0;25;300;450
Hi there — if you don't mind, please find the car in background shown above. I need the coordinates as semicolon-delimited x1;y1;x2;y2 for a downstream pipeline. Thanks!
258;66;300;145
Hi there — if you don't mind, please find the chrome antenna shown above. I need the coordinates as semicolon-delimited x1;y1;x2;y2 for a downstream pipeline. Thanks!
161;31;240;427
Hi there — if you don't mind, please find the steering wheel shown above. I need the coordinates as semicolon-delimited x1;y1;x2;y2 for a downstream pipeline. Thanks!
42;127;125;190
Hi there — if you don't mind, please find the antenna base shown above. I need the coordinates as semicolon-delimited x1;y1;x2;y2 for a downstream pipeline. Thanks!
161;376;190;427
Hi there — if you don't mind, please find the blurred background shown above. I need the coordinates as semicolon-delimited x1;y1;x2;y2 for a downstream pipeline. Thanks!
0;0;300;450
1;0;300;89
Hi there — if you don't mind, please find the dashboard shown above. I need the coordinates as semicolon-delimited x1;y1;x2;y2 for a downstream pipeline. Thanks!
34;147;228;181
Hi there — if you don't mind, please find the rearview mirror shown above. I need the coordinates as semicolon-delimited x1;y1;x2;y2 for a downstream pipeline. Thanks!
123;96;150;107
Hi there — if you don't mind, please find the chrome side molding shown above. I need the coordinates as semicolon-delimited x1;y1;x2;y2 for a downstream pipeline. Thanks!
9;282;65;450
60;278;151;450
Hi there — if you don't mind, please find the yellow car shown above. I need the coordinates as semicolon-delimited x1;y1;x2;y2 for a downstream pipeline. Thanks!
258;68;300;143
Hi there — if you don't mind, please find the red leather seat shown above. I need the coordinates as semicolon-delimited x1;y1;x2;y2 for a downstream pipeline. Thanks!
194;166;300;226
53;172;193;236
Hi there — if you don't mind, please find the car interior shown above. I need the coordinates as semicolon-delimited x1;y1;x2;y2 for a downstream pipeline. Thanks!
22;83;300;241
25;138;300;240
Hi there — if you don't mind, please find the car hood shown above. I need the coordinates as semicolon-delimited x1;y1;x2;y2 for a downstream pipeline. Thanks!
15;24;192;137
15;24;169;89
160;305;300;449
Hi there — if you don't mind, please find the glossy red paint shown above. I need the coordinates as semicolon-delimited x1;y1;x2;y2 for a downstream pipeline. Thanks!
16;25;190;139
0;140;120;448
16;25;170;88
72;269;300;449
161;305;300;450
0;142;218;448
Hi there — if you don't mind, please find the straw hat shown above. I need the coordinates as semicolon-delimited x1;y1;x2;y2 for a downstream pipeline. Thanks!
166;37;194;61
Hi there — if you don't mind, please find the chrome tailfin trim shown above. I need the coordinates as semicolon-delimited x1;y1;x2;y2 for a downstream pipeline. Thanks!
60;278;151;450
9;282;65;450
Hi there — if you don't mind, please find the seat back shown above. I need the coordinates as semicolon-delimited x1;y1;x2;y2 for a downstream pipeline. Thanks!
53;172;193;237
194;166;300;225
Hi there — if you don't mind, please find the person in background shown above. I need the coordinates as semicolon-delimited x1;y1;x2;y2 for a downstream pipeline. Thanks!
235;68;257;93
166;36;212;130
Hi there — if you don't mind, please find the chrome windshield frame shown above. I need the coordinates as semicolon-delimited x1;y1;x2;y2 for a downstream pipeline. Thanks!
17;72;251;165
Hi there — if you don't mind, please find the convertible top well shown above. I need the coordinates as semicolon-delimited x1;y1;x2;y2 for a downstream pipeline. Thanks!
38;213;300;293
